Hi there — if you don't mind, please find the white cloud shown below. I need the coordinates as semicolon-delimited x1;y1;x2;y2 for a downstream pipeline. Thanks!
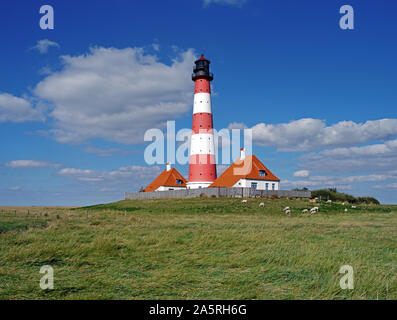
31;39;59;54
5;160;62;168
58;165;162;190
227;122;248;130
293;170;310;178
300;139;397;173
9;186;22;191
34;47;195;144
282;171;397;191
0;93;44;122
251;118;397;152
373;183;397;189
38;66;52;75
203;0;247;7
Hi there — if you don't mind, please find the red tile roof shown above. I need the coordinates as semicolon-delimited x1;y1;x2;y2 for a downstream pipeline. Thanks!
209;155;280;187
143;168;187;192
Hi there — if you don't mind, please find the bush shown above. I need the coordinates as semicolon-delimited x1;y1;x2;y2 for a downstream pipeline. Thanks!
311;189;379;205
270;194;279;200
357;197;380;205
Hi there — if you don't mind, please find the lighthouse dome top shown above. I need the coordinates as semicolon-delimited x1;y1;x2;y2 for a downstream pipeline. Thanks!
196;53;210;63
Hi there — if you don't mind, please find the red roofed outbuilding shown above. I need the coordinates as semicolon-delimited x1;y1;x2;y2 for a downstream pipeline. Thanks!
143;163;187;192
210;149;280;190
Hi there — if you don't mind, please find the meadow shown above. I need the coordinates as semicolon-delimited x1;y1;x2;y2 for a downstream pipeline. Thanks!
0;197;396;299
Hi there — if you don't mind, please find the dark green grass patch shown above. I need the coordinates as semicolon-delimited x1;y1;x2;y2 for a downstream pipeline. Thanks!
0;221;48;234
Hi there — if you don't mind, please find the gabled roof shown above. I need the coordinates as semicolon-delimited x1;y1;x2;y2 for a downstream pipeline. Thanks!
143;168;187;192
209;155;280;188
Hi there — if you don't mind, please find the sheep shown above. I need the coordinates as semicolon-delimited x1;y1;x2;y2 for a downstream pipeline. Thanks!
327;200;332;203
302;209;309;214
351;205;357;209
283;206;290;211
259;202;265;207
241;200;248;204
310;207;318;214
285;209;291;215
344;208;348;212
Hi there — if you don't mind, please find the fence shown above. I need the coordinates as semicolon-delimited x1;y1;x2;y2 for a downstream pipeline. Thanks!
125;188;311;200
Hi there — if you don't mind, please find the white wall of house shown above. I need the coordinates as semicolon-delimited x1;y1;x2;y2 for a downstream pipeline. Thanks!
156;186;187;191
232;179;280;191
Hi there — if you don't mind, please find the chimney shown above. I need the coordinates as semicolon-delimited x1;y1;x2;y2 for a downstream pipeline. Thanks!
240;148;246;160
166;162;171;171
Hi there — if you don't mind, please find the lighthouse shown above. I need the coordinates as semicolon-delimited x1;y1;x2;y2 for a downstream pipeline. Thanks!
187;54;217;189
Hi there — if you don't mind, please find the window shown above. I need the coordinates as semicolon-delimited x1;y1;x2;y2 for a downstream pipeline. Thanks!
259;170;266;177
251;182;258;189
272;183;275;190
265;183;269;190
176;179;183;185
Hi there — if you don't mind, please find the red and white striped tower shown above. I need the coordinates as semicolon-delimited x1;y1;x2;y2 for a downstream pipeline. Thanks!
187;54;217;189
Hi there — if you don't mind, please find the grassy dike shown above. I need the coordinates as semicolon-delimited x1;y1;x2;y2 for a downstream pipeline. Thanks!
0;198;396;299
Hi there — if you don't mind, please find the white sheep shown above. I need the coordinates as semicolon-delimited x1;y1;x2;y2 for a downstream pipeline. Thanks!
285;209;291;215
344;208;348;212
351;205;357;209
241;200;248;204
259;202;265;207
327;200;332;203
283;206;290;211
302;209;309;214
310;207;318;214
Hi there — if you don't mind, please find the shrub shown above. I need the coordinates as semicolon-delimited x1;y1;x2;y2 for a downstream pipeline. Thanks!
311;189;379;205
357;197;380;205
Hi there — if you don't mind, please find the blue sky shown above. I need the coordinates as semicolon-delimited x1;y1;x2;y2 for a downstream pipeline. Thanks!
1;0;397;205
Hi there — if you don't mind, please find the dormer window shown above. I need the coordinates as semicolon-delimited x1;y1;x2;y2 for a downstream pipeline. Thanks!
259;170;266;177
176;179;183;185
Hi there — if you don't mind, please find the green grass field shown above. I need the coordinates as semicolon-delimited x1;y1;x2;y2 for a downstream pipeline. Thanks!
0;198;396;299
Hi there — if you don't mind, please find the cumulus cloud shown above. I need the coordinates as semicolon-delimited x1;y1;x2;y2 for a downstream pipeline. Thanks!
252;118;397;152
373;183;397;189
58;165;162;191
5;160;62;168
227;122;248;130
0;93;44;122
31;39;60;54
293;170;310;178
34;47;195;144
299;139;397;173
203;0;247;7
282;171;397;191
